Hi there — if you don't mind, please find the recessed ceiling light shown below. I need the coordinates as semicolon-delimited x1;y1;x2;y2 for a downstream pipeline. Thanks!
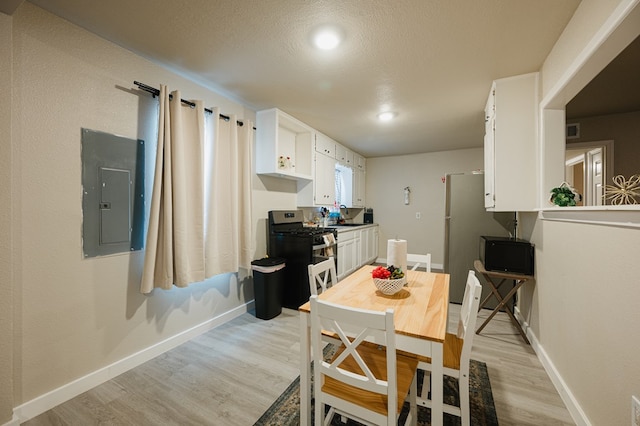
313;27;342;50
377;111;396;122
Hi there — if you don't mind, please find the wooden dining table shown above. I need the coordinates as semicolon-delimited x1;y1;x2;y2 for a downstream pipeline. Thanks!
298;264;450;426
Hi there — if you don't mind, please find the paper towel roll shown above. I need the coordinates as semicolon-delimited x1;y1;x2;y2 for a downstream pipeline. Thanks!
387;239;407;273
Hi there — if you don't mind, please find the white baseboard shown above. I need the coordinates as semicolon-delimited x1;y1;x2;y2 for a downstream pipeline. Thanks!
1;414;19;426
376;256;443;271
14;301;254;423
514;307;591;426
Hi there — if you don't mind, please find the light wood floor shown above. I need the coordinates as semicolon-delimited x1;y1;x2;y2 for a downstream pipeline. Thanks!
24;304;575;425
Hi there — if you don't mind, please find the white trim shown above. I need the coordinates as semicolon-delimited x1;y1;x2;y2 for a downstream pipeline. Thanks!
514;307;591;426
407;253;431;268
539;0;640;210
13;301;254;423
538;207;640;228
540;0;640;110
376;255;442;272
1;414;20;426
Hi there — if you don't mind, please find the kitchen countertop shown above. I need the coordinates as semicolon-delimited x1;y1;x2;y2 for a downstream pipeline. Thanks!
302;223;378;232
330;223;378;233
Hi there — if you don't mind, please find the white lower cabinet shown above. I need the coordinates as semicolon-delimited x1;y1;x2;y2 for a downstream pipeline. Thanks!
361;226;379;264
337;225;378;280
337;230;358;280
354;232;361;271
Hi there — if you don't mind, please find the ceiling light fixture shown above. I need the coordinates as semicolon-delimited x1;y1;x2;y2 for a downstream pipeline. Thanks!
313;27;342;50
377;111;396;122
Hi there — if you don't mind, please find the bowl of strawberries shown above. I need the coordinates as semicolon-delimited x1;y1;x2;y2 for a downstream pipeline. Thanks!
371;265;406;295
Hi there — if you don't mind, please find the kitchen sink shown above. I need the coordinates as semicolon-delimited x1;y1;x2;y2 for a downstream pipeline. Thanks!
334;223;366;227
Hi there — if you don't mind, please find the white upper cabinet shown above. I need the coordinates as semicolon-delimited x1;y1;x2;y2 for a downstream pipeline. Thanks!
298;133;337;206
256;108;313;181
353;153;366;171
315;132;336;158
484;90;496;208
313;151;337;206
335;143;346;163
336;144;354;166
484;73;539;211
255;108;367;208
352;169;365;207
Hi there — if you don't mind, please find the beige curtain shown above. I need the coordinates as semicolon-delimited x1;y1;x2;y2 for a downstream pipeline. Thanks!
141;86;253;294
236;117;254;270
141;85;206;293
204;109;254;276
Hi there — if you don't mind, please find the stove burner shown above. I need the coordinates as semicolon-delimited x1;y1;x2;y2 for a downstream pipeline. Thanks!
277;228;332;236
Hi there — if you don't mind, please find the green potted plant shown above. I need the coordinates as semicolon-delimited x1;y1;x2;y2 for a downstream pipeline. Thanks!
550;182;582;206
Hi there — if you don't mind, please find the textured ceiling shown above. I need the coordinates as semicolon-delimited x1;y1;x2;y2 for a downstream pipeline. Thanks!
25;0;582;157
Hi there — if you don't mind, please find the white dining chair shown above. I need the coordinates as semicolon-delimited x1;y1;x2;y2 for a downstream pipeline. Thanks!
310;295;418;426
416;270;482;426
308;258;337;296
308;258;347;351
410;253;432;272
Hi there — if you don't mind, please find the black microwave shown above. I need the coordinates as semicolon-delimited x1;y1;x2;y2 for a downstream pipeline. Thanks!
479;236;534;275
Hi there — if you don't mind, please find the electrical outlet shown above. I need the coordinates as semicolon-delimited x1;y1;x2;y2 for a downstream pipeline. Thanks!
633;396;640;426
415;212;421;219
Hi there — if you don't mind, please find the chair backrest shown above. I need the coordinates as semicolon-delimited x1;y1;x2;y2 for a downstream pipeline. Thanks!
410;253;432;272
310;295;398;417
308;258;337;296
457;270;482;363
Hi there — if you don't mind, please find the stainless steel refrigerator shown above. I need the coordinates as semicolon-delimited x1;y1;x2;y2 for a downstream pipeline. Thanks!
444;173;515;306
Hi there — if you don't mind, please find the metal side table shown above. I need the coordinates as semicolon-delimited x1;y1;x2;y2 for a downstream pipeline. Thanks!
474;259;534;344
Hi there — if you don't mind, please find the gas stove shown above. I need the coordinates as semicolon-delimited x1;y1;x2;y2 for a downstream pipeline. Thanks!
266;210;338;308
274;227;335;242
268;210;336;245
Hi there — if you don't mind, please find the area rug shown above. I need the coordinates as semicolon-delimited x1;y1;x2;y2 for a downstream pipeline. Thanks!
254;346;498;426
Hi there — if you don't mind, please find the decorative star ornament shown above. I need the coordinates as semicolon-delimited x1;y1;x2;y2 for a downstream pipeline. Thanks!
603;174;640;205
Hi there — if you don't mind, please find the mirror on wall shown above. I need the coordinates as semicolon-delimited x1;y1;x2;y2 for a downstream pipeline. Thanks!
564;34;640;206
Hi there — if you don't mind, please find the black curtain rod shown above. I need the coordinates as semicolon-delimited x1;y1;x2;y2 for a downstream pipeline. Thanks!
134;81;253;129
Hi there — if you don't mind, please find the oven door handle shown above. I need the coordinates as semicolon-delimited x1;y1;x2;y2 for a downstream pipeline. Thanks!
313;241;336;251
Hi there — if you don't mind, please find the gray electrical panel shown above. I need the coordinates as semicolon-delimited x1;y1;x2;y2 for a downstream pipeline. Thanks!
82;128;144;258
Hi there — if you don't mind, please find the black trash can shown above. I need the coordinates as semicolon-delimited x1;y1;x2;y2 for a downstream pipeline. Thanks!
251;257;286;320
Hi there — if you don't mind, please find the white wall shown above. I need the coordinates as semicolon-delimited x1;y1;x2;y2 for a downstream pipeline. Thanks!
366;148;483;268
5;3;297;419
0;10;15;426
7;2;640;425
519;213;640;425
252;175;298;259
521;1;640;424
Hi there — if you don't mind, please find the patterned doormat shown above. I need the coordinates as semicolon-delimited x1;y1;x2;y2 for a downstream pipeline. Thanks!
254;346;498;425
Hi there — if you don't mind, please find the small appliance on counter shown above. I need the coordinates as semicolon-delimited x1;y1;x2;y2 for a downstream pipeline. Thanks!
364;208;374;224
